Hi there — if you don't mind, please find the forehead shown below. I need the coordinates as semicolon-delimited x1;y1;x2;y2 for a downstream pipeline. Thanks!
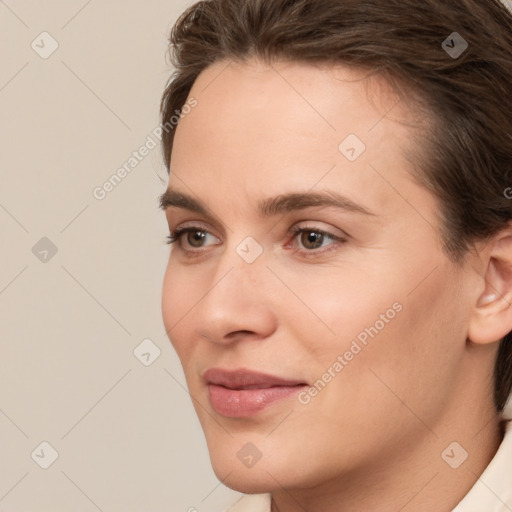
183;57;421;134
169;58;431;216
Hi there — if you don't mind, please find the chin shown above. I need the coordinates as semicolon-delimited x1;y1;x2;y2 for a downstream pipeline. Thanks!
204;441;274;491
207;442;310;495
212;463;276;494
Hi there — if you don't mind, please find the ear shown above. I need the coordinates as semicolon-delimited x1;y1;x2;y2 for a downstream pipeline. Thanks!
468;225;512;345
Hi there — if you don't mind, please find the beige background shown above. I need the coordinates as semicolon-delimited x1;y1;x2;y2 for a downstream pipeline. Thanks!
0;1;243;510
2;1;512;512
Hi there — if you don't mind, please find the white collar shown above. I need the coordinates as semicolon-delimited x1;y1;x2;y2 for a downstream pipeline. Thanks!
452;417;512;511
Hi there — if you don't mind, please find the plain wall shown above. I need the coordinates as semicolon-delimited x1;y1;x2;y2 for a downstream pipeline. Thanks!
0;1;242;510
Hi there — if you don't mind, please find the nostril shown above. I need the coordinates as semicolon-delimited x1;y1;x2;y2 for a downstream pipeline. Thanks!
231;330;254;336
225;330;257;339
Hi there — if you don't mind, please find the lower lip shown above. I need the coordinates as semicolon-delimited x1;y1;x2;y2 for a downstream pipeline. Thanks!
207;383;306;418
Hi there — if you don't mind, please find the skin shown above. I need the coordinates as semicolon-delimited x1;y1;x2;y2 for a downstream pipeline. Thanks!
161;58;512;512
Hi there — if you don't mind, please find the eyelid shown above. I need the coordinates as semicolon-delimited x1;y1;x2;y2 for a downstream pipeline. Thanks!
168;218;213;230
288;220;350;240
167;222;222;250
168;219;221;239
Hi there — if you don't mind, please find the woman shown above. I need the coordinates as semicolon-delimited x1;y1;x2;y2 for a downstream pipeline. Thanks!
159;0;512;510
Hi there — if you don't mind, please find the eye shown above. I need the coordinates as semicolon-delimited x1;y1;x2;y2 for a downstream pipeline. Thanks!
288;226;346;254
166;226;220;250
299;230;327;250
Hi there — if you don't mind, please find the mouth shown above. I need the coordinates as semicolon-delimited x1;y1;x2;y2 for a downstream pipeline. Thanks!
203;368;308;418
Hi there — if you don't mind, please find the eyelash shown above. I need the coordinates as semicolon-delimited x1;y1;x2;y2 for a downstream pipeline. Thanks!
165;225;346;256
166;227;201;246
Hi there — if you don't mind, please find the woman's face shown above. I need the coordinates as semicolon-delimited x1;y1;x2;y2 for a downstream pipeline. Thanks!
161;59;478;492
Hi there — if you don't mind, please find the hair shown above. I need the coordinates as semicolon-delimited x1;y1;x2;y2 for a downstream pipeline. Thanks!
160;0;512;413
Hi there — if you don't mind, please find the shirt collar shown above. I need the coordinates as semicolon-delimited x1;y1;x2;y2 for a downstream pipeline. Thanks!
451;417;512;512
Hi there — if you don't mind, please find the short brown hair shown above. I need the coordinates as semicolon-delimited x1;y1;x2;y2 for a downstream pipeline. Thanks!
160;0;512;412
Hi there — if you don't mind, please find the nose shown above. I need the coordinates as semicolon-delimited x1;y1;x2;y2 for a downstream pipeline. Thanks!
195;251;278;346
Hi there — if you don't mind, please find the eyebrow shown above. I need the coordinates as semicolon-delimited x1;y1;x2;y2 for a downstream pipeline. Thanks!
159;188;375;217
159;189;209;215
258;190;375;217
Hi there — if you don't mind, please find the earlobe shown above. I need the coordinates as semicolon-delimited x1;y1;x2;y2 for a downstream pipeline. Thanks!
468;230;512;345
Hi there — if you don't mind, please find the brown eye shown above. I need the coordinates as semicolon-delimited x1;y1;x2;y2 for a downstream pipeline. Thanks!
186;230;207;248
300;231;325;249
166;227;221;250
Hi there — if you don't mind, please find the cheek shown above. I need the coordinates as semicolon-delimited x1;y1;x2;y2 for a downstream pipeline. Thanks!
287;245;447;352
306;265;464;424
278;256;462;399
273;260;407;360
161;263;176;333
161;262;198;360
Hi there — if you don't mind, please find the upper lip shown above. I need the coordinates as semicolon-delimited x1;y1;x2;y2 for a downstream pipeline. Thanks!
203;368;307;390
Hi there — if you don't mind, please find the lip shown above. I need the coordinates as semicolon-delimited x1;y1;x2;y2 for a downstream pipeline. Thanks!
204;368;308;418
